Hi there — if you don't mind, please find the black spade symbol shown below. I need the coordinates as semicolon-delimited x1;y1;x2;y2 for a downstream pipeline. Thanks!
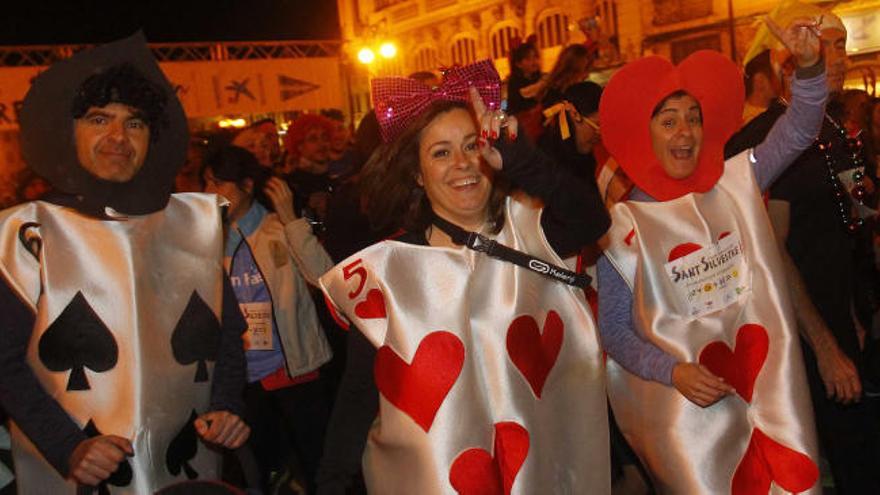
165;409;200;480
18;222;42;260
39;291;118;391
82;419;133;494
171;291;221;382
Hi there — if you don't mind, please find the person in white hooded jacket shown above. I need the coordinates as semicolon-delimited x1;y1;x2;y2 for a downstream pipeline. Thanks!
203;145;334;493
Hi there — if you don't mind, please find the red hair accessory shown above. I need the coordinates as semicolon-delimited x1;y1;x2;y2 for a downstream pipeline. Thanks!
372;59;501;143
599;50;744;201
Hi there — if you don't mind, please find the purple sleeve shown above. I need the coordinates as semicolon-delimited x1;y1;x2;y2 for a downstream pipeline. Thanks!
752;64;828;190
597;255;677;385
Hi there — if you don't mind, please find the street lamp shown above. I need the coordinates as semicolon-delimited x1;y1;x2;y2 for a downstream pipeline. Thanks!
379;42;397;59
357;41;397;65
358;47;376;64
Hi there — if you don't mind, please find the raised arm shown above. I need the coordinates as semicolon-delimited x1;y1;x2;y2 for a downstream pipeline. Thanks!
752;16;827;190
470;87;610;256
752;63;827;190
264;176;335;286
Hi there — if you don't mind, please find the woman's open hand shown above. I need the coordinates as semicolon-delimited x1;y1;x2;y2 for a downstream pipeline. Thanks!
766;15;822;68
264;176;297;225
672;362;735;407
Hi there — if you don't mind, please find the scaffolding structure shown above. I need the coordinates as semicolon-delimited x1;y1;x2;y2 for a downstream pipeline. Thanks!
0;40;343;67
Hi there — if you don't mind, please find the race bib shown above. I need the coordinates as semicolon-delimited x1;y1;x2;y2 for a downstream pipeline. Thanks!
664;233;749;318
241;301;273;350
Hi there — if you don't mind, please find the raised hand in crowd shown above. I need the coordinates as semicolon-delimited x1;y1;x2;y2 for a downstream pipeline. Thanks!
470;86;519;171
766;15;821;68
263;176;298;225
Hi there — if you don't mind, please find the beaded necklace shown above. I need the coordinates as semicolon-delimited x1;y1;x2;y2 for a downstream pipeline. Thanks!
817;112;867;234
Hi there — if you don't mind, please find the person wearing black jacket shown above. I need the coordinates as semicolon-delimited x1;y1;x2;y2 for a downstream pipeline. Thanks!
725;15;880;493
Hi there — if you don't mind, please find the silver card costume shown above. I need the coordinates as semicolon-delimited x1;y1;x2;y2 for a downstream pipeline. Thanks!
0;33;245;494
603;152;820;494
321;197;610;495
0;194;226;493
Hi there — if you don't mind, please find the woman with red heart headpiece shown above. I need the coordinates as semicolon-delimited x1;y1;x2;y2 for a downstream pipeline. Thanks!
316;61;612;493
597;18;827;494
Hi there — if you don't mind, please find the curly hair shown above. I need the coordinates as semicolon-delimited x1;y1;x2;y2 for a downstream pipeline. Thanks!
71;63;169;142
283;114;336;162
359;100;508;235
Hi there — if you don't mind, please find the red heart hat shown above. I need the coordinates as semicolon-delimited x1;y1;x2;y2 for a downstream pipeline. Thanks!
599;50;744;201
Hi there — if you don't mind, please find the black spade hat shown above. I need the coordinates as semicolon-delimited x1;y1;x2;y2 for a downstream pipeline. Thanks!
19;32;188;215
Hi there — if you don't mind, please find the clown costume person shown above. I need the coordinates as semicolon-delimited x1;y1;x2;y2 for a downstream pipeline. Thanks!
596;18;826;494
317;61;611;494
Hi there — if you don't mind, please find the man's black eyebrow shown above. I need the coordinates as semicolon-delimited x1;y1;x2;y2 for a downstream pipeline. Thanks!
128;110;147;122
80;108;111;118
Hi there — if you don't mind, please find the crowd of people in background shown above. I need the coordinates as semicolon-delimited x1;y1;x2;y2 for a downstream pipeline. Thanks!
2;1;880;495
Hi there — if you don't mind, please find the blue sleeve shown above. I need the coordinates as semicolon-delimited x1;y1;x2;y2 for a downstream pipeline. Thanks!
752;63;828;190
597;255;677;385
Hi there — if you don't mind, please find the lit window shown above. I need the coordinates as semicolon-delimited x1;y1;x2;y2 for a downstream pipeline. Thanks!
536;12;569;49
451;37;477;65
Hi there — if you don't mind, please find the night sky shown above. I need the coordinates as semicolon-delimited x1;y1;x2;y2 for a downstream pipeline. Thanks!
0;0;341;45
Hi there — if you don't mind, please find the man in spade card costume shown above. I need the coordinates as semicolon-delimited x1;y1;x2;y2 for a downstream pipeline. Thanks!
596;19;826;494
317;61;611;494
0;33;250;493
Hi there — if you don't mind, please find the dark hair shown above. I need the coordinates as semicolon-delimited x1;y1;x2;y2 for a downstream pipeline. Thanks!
744;50;775;97
539;44;592;102
407;71;440;85
321;108;346;122
509;41;539;77
360;100;508;234
71;63;168;141
651;90;702;118
351;110;382;175
203;145;273;208
251;117;276;128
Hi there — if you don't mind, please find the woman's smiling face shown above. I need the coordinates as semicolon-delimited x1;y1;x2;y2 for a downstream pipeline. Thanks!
649;93;703;179
417;107;492;230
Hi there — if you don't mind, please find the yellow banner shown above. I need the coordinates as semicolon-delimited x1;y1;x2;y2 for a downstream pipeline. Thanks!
0;57;344;130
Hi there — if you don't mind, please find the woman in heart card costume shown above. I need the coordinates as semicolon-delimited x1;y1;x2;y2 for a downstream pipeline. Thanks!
596;19;826;494
318;61;612;494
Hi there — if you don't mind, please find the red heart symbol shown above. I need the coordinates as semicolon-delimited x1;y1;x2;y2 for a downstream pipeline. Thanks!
732;428;818;495
355;288;386;319
667;233;731;263
506;311;564;398
668;242;702;262
449;422;530;495
699;323;768;403
374;331;464;432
